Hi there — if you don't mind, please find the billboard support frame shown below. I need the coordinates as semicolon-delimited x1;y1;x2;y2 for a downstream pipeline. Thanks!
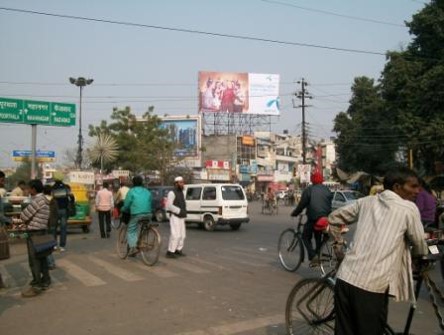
201;112;273;136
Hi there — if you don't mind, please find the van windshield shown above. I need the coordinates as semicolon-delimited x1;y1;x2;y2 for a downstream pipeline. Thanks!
221;186;245;200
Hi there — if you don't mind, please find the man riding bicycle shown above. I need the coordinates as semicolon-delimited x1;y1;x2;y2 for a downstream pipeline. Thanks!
328;167;428;335
291;171;332;264
121;176;152;256
265;187;276;210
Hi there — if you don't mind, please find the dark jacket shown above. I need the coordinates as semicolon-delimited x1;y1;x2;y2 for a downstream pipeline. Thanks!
291;184;332;221
52;182;69;209
169;189;187;218
47;196;59;230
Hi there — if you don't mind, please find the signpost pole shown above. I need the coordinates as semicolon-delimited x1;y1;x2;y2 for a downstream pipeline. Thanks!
31;124;37;179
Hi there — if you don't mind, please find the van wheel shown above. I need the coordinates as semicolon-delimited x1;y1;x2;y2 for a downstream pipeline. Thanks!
154;210;164;222
230;223;241;231
203;215;216;231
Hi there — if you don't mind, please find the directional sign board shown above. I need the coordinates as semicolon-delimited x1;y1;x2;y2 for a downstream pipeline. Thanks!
23;100;51;125
0;98;24;123
13;150;56;162
0;97;76;127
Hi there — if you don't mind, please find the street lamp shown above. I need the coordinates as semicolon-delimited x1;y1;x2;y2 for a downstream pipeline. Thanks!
69;77;93;170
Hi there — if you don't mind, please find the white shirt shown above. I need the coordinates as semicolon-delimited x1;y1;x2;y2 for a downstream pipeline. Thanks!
328;190;428;302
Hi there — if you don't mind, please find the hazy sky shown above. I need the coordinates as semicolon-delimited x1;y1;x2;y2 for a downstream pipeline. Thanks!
0;0;425;168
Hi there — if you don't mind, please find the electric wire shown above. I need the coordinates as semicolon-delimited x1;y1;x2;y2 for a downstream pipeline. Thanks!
0;7;387;56
260;0;406;27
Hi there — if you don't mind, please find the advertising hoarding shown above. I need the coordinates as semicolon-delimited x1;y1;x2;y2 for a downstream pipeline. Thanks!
198;71;279;115
160;115;200;158
68;171;95;185
298;164;312;184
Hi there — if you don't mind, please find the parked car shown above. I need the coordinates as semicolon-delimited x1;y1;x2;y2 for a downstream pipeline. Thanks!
331;190;365;211
147;186;174;222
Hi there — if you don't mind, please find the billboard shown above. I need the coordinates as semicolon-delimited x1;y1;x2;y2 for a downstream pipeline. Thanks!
198;71;280;115
68;171;95;185
160;116;200;158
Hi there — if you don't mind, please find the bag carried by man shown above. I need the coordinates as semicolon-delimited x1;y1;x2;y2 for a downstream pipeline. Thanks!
30;234;57;255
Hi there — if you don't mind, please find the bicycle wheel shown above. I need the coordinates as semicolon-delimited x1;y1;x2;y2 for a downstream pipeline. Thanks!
111;217;122;230
139;226;162;266
278;228;304;272
116;225;129;259
286;278;335;335
318;237;337;276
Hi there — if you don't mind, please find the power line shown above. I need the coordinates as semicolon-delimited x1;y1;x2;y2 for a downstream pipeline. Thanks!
260;0;406;27
0;6;386;56
0;80;347;87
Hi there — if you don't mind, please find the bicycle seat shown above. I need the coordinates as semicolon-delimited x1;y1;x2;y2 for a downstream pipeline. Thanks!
137;215;153;223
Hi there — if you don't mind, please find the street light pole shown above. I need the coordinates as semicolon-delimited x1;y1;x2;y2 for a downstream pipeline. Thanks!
69;77;93;170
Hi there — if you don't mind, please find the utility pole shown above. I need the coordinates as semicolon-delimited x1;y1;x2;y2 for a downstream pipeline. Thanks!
294;78;312;164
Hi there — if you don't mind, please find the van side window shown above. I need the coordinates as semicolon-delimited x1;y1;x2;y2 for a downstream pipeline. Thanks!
203;187;217;200
186;187;202;200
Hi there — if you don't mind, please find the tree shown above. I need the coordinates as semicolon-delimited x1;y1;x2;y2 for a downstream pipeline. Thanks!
88;106;176;181
88;132;119;174
333;77;398;174
379;0;444;174
334;1;444;175
7;162;33;190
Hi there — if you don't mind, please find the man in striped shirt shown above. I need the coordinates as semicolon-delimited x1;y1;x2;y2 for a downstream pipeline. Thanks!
20;179;50;297
328;167;428;335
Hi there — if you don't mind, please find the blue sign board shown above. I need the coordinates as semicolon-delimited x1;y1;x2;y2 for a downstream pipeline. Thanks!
13;150;56;162
13;150;55;158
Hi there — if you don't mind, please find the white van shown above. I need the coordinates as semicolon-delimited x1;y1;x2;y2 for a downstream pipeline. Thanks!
184;183;249;231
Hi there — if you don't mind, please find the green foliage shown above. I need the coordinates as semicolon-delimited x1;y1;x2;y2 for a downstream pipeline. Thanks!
7;162;32;190
88;106;176;179
333;77;398;174
335;1;444;175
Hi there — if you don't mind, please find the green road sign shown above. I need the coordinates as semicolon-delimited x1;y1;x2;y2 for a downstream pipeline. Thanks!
0;97;24;123
24;100;51;125
51;102;76;126
0;97;76;127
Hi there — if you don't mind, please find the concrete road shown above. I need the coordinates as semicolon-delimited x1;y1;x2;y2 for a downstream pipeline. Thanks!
0;201;443;334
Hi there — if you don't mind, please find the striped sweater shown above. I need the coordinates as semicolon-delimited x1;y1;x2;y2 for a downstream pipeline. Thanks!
20;193;50;230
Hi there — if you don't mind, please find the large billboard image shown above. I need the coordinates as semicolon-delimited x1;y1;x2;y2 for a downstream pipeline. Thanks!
198;71;280;115
160;116;199;157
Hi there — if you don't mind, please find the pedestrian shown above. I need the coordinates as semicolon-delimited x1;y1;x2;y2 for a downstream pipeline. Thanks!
44;184;59;270
52;180;71;251
19;179;51;297
328;166;428;335
115;179;130;211
95;181;114;238
121;176;152;255
415;178;437;228
0;171;10;226
290;171;332;264
165;176;187;258
0;170;11;288
10;180;26;196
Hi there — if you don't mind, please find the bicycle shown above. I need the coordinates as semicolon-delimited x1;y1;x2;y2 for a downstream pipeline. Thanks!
116;215;162;266
278;214;342;275
285;237;444;335
111;207;122;230
262;199;278;215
